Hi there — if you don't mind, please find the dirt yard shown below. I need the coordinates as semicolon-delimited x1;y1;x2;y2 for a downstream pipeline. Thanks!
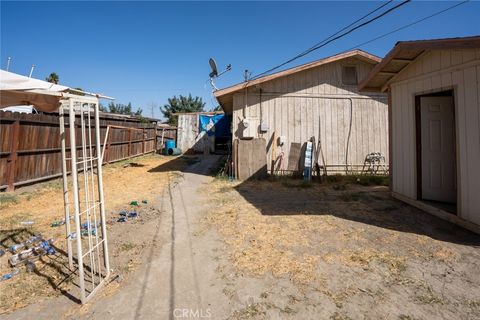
204;177;480;320
1;156;480;319
0;154;193;314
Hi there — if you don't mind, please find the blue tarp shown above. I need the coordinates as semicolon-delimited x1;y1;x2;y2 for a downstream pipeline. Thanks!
199;114;231;137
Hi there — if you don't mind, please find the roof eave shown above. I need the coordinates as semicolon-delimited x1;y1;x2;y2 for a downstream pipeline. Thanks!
215;49;381;100
359;36;480;92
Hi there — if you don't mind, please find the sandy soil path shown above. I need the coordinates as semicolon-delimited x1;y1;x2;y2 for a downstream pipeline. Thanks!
76;155;227;319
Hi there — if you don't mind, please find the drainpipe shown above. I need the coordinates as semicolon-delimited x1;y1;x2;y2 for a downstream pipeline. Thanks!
345;98;353;174
243;87;247;118
259;88;263;136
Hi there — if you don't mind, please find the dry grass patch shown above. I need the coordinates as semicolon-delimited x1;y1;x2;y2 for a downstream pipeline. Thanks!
414;285;446;305
0;154;187;314
205;176;480;319
204;180;338;287
339;249;407;275
431;247;459;263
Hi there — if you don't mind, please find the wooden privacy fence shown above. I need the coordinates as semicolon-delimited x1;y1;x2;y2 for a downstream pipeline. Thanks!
156;125;178;151
0;111;158;191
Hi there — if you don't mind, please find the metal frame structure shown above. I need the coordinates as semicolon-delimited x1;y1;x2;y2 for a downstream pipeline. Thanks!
101;124;147;164
1;70;113;304
59;95;110;304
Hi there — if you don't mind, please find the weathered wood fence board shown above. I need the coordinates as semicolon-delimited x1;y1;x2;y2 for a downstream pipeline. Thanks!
0;111;158;190
236;138;268;180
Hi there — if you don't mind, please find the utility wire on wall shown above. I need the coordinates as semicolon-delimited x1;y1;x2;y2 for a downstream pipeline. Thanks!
251;0;411;80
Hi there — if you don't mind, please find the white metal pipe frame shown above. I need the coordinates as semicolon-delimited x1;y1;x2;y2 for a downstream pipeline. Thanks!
59;98;110;304
0;70;112;303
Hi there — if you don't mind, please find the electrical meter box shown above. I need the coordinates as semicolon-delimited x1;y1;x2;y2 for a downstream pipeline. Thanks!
260;121;269;133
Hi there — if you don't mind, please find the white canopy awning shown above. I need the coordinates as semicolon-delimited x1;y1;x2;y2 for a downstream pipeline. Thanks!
0;70;70;112
0;70;111;112
0;70;69;92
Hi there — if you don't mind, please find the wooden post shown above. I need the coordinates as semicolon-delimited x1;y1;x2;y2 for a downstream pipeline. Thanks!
142;128;145;154
388;88;393;191
104;129;112;164
161;128;165;151
153;125;157;153
128;128;132;157
271;131;276;175
6;120;20;191
234;139;239;180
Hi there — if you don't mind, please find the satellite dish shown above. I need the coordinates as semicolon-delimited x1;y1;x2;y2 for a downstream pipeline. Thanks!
209;58;218;78
208;58;232;91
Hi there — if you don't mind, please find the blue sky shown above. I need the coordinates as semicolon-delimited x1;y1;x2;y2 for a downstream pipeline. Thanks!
1;1;479;119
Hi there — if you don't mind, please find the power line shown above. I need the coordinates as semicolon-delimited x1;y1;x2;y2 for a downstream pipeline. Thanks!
347;0;470;51
252;0;410;79
251;0;411;79
295;0;394;61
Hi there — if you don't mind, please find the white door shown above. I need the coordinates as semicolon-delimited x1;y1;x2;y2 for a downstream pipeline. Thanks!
420;96;456;203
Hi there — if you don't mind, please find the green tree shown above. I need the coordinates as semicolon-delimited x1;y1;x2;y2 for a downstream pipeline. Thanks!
106;102;143;116
161;94;205;125
45;72;59;84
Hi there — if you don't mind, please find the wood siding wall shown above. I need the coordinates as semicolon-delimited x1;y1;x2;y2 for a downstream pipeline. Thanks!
0;111;157;190
232;57;388;173
390;48;480;225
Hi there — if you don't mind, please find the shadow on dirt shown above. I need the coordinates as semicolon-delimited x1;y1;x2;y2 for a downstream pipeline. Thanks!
232;175;480;246
0;228;80;303
148;155;225;177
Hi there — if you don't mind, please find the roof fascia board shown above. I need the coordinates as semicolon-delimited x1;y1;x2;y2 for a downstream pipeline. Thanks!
359;36;480;91
215;50;381;98
379;50;430;92
358;45;404;91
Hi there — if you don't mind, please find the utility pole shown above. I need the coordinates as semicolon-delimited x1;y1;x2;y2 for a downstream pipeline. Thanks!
148;102;157;119
244;69;249;82
29;64;35;78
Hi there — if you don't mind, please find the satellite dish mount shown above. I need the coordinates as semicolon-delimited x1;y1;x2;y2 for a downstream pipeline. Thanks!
209;58;231;91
